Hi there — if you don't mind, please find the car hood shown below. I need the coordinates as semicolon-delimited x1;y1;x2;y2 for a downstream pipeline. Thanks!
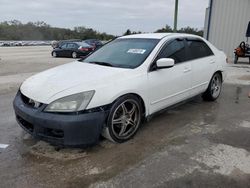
20;61;129;104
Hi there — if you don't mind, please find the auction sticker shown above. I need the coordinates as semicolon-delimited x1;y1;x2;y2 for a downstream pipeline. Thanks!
127;49;146;54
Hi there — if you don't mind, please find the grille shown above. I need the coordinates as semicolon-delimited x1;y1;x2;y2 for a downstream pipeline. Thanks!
17;115;34;133
21;93;42;108
43;128;64;139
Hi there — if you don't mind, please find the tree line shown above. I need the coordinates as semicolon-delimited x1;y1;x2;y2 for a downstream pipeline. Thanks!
124;24;204;37
0;20;204;41
0;20;114;41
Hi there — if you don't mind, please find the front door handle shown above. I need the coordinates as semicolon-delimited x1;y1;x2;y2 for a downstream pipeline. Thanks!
210;60;215;64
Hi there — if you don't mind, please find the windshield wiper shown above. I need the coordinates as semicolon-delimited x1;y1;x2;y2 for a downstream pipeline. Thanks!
89;61;114;67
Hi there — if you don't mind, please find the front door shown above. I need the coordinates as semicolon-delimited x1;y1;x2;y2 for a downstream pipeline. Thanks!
148;39;192;114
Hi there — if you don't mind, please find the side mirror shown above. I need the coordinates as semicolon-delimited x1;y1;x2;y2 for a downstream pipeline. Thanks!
156;58;175;69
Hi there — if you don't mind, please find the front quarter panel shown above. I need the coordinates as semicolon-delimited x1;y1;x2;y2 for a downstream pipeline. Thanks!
87;70;149;113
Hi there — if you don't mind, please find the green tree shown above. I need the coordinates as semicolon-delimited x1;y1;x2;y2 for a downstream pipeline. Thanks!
124;29;132;36
178;26;203;36
155;25;173;33
0;20;115;40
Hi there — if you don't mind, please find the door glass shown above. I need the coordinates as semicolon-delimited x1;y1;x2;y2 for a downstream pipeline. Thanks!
186;40;214;60
61;43;67;49
67;43;76;49
158;40;186;63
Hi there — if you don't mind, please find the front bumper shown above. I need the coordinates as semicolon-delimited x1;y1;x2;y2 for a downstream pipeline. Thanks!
13;91;108;147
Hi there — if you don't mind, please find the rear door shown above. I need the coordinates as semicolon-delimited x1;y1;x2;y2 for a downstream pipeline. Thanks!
147;38;192;114
66;43;78;57
185;38;216;96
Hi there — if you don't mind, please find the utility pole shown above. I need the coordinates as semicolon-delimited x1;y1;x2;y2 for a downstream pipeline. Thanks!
174;0;179;32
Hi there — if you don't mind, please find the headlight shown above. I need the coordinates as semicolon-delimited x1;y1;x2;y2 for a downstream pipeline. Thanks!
44;91;95;112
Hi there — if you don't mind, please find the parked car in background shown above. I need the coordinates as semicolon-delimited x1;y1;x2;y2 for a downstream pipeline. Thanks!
83;39;103;49
52;41;94;58
51;39;82;49
2;42;10;47
14;33;227;147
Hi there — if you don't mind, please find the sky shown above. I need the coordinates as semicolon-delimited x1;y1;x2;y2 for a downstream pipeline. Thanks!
0;0;209;35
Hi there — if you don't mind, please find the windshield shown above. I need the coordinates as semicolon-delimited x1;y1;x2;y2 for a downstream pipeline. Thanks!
83;38;160;68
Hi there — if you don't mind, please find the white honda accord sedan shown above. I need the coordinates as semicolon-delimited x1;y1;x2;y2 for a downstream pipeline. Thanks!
13;33;227;147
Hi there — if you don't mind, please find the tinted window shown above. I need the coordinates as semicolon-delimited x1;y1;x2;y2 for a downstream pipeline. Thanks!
61;43;68;49
157;40;186;63
67;43;77;49
84;38;159;68
186;40;214;60
76;42;91;47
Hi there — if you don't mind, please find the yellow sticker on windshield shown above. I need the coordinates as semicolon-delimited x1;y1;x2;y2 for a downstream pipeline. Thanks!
127;49;146;54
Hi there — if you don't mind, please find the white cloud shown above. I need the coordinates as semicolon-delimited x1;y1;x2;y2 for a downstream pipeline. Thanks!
0;0;209;35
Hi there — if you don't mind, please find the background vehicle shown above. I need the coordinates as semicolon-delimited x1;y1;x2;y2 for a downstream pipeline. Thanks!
51;39;82;49
14;33;227;147
51;42;94;58
83;39;103;49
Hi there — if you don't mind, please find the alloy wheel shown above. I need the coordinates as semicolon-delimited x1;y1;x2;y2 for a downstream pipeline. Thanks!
111;99;140;140
52;52;57;57
72;52;77;58
211;74;222;98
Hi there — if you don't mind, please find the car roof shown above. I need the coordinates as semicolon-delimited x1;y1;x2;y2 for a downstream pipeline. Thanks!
76;42;92;47
84;39;100;41
120;33;201;40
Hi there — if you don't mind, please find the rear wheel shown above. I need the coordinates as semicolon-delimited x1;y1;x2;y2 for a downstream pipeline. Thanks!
102;95;142;143
72;52;77;58
202;73;222;101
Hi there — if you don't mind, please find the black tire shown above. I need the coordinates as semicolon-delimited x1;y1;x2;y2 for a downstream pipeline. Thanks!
234;55;238;64
202;73;222;101
52;51;57;58
102;95;143;143
72;52;77;58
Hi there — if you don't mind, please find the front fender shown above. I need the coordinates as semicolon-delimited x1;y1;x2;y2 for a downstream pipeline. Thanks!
87;75;149;115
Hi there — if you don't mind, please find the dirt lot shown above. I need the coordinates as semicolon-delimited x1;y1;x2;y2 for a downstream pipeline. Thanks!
0;46;250;188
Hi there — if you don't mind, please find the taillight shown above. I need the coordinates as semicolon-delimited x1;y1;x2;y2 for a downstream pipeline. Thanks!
79;47;89;52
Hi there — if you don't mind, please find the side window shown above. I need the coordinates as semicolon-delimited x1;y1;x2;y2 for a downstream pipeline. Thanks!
186;40;214;60
61;43;67;49
67;43;76;49
157;39;186;63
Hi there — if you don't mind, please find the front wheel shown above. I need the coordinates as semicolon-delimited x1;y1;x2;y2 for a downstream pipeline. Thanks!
202;73;222;101
52;51;57;57
102;95;142;143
